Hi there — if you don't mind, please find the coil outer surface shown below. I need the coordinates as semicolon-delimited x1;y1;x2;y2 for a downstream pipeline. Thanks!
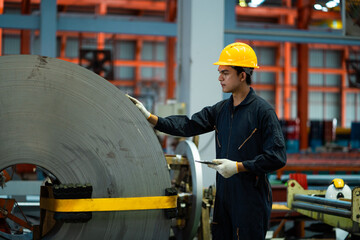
0;55;171;239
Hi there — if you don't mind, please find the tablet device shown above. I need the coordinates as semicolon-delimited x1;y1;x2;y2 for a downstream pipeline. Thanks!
195;160;218;165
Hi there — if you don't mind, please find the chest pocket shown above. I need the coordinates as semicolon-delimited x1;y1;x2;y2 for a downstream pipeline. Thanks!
238;128;257;151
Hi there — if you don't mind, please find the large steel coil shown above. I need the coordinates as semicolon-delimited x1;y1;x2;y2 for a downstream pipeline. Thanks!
0;55;171;239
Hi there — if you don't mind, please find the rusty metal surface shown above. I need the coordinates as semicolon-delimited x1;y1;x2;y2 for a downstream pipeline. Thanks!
0;55;171;239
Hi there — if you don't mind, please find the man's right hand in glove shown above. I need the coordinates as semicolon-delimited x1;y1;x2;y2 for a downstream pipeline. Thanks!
126;94;158;125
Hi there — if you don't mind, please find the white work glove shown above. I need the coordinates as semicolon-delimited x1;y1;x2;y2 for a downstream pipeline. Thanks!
126;94;151;119
208;159;238;178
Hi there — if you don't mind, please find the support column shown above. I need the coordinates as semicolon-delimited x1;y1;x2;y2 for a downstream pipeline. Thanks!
134;39;143;96
165;0;176;100
284;42;291;119
177;0;224;187
297;43;309;152
0;0;3;56
283;0;293;120
59;35;67;58
275;45;281;117
341;48;348;127
40;0;57;57
21;0;31;54
96;3;106;50
297;0;314;152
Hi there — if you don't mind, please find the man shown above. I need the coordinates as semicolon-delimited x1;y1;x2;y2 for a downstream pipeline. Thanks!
127;42;286;239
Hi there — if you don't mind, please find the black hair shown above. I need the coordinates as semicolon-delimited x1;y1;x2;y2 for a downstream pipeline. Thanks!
231;66;253;85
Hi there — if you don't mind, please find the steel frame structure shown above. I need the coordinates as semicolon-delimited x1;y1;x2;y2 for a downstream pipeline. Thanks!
0;0;177;100
224;0;360;151
0;0;359;139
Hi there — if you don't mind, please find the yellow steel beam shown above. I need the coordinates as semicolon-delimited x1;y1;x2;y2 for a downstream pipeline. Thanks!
40;195;177;212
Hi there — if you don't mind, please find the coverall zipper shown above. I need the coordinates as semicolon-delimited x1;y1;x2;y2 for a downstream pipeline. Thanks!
226;112;234;158
265;175;271;201
214;125;221;148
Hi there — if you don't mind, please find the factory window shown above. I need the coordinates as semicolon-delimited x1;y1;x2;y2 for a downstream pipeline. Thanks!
290;91;297;119
32;37;40;55
291;72;297;85
252;71;275;85
257;90;275;108
309;92;340;122
80;38;99;50
115;40;136;60
115;66;135;79
255;46;276;66
142;41;166;61
310;49;324;68
309;92;324;119
325;74;341;87
325;50;342;68
65;37;79;58
310;49;342;68
309;73;340;87
349;49;360;63
309;73;324;86
2;35;20;55
141;67;165;81
346;93;360;127
324;92;340;121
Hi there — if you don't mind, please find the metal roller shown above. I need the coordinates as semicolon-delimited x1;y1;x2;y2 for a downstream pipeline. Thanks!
0;55;171;239
294;194;352;210
173;140;203;240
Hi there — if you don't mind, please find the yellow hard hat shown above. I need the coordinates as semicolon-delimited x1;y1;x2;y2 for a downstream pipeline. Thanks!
325;178;352;200
213;42;259;68
331;178;345;189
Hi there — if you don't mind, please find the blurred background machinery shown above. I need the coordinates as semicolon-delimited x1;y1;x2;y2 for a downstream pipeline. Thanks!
0;0;360;239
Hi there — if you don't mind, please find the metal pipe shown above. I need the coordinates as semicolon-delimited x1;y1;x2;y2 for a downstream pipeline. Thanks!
292;201;352;218
224;28;360;46
282;175;360;185
294;194;351;210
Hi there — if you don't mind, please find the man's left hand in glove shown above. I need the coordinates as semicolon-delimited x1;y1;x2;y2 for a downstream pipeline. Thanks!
208;159;246;178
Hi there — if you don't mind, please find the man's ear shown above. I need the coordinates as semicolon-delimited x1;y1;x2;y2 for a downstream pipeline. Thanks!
239;72;247;82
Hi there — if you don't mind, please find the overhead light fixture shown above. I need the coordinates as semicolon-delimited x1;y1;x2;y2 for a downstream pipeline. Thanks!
248;0;265;8
326;0;338;8
322;6;328;12
314;4;322;10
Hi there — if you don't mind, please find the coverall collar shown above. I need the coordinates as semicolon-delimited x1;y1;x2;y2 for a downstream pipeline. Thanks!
229;87;256;109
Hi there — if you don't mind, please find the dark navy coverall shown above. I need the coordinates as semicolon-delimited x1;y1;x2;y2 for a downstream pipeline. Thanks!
155;88;287;240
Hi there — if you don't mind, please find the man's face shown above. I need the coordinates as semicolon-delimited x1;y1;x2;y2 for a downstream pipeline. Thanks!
217;65;243;93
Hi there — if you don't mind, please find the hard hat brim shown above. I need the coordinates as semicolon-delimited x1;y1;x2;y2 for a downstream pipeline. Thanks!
213;61;259;68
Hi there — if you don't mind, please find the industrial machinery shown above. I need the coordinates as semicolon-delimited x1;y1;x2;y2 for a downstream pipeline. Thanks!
0;55;204;240
166;140;203;240
287;179;360;237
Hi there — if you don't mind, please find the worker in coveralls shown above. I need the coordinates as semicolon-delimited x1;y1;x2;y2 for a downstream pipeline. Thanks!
127;42;287;240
